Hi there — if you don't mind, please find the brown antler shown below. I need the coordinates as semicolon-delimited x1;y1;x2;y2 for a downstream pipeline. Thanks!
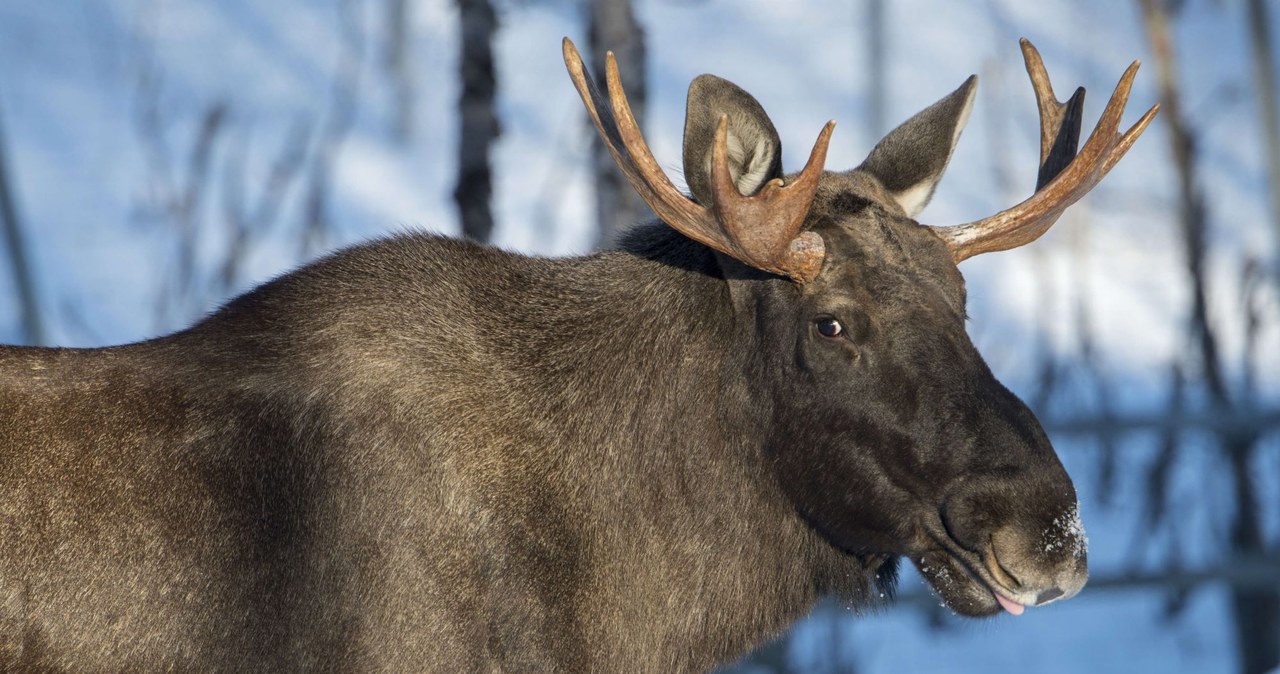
929;39;1160;263
562;38;834;283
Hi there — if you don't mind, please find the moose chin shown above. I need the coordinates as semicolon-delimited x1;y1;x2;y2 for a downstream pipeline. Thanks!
0;37;1154;673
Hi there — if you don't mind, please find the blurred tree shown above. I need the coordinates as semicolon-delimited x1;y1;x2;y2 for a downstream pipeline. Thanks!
1137;1;1278;672
588;0;650;247
866;0;887;139
0;111;44;345
1245;0;1280;266
384;0;416;143
300;0;366;260
130;0;362;330
455;0;501;243
132;91;229;329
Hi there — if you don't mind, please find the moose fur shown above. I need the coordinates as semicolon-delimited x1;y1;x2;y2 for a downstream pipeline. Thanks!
0;44;1096;673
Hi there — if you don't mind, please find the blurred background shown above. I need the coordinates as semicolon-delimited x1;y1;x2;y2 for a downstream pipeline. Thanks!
0;0;1277;672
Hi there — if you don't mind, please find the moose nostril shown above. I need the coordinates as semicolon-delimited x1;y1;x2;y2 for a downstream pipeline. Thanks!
985;536;1024;590
1035;587;1064;605
992;555;1023;590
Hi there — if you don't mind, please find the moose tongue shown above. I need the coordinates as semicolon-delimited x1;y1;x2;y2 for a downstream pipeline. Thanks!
994;593;1025;616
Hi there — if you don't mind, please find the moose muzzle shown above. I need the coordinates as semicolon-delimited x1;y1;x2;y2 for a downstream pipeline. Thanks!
940;470;1089;615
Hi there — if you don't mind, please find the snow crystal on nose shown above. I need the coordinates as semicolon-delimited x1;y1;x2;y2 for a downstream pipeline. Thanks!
1042;502;1087;558
918;560;958;594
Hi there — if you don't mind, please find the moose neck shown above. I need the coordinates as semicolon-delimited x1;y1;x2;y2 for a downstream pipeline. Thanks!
519;225;883;669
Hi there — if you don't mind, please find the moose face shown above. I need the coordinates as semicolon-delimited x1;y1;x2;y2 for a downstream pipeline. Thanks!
564;38;1156;616
754;178;1088;617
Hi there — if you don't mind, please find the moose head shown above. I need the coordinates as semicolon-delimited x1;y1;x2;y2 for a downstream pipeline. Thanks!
564;38;1156;617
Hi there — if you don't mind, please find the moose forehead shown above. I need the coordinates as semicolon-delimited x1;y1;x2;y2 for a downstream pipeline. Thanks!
803;171;967;319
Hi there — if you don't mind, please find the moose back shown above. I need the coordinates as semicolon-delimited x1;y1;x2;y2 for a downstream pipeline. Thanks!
0;38;1154;672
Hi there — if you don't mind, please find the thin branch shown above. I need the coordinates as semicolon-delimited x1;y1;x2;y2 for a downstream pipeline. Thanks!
384;0;414;143
1044;406;1280;437
0;111;45;345
1246;0;1280;270
299;0;367;260
866;0;888;139
220;117;312;293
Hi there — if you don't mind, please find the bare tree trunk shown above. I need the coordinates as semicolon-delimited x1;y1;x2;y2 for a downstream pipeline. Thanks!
1223;429;1274;674
455;0;500;243
1245;0;1280;269
0;112;44;346
1139;0;1227;401
588;0;649;248
866;0;887;139
1138;2;1278;672
384;0;415;143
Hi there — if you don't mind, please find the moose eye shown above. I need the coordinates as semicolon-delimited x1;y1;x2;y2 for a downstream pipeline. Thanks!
815;317;844;339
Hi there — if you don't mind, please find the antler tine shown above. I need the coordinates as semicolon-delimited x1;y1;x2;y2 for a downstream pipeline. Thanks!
562;37;832;283
709;115;835;282
1020;38;1086;190
1102;102;1161;176
930;40;1160;263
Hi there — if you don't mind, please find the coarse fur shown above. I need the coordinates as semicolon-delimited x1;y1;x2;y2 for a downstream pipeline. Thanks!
0;59;1088;673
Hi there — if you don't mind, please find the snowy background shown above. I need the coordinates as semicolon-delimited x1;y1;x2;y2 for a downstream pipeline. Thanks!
1;0;1277;672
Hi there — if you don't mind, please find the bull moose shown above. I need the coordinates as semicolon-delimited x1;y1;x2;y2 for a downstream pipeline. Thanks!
0;37;1156;672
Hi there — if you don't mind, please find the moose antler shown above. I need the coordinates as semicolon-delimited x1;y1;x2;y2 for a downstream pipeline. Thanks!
929;39;1160;263
562;38;834;283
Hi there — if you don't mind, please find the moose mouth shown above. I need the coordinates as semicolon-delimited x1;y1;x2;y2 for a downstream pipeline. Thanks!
910;525;1028;617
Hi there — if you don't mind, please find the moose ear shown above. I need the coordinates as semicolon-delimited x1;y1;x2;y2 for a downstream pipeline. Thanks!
682;75;784;205
857;76;978;218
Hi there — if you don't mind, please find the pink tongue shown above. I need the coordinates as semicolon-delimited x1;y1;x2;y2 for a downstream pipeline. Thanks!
994;593;1025;616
